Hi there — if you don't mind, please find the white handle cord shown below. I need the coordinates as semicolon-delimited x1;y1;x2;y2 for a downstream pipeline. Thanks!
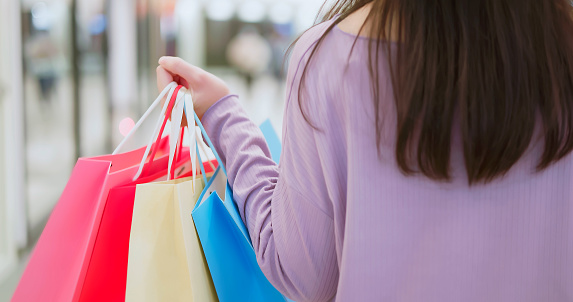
167;87;187;181
132;83;185;181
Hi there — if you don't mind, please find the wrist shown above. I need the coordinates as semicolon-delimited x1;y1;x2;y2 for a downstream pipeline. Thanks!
200;94;239;121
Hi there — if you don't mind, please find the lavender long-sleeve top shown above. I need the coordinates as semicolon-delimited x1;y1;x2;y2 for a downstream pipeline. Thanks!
201;19;573;302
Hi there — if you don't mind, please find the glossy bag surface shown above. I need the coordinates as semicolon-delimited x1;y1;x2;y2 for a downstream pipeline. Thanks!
192;169;285;302
190;115;286;302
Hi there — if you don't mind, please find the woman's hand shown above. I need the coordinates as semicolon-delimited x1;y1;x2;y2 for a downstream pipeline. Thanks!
156;56;230;120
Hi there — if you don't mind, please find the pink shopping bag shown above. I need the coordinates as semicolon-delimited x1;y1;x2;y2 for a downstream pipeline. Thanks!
13;84;185;302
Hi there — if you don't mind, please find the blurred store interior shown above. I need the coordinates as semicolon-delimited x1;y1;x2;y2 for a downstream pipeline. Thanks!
0;0;324;299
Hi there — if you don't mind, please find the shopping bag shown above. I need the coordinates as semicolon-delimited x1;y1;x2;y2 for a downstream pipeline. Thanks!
79;184;138;302
187;98;286;302
124;175;217;302
259;119;281;164
125;86;218;302
12;83;183;302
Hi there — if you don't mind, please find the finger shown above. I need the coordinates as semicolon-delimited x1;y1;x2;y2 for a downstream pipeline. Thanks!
156;66;174;92
158;56;203;85
172;74;191;90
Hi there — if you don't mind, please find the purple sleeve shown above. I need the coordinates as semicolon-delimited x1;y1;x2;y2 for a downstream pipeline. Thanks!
201;24;339;302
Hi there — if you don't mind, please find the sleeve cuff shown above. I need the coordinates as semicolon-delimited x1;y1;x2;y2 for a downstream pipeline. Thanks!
201;94;240;125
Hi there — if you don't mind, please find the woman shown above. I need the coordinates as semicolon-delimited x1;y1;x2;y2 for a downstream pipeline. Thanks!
156;1;573;301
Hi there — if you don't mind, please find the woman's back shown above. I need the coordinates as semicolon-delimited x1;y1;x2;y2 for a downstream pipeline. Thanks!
157;1;573;300
282;17;573;300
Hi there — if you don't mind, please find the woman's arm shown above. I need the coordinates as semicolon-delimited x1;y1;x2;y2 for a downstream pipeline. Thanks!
157;25;339;302
200;93;338;301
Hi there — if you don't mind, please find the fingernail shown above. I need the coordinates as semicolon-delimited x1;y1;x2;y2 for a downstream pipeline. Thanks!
158;57;165;64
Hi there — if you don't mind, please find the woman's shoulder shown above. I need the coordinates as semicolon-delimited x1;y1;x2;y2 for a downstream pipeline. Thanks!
290;19;338;63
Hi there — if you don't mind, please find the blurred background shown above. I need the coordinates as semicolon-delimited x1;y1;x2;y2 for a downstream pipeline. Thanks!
0;0;324;299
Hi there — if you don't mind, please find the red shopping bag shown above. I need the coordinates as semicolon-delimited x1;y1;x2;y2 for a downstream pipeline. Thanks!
13;85;185;302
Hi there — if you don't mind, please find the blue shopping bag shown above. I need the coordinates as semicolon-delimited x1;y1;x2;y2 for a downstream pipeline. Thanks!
187;103;285;301
259;119;281;164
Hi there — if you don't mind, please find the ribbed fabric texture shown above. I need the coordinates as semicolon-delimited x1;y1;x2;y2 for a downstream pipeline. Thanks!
201;19;573;302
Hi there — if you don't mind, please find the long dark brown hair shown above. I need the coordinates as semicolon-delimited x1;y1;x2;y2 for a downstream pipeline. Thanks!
293;0;573;184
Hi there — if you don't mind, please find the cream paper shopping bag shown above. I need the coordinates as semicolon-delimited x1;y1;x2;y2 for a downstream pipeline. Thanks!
125;176;218;302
